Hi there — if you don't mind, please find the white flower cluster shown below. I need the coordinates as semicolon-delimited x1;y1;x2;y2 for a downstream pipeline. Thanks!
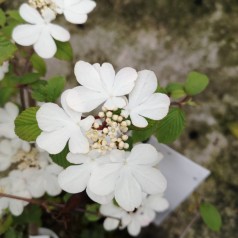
12;0;96;58
0;103;62;217
35;61;170;236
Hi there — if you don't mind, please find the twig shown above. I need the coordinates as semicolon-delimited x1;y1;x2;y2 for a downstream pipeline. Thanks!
171;96;192;107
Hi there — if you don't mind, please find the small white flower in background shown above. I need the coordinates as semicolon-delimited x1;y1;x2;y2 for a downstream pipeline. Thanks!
0;102;31;152
58;150;113;204
0;175;31;216
29;227;59;238
66;61;138;112
53;0;96;24
122;70;170;128
100;194;169;236
12;4;70;59
0;61;9;81
88;144;167;211
36;90;94;154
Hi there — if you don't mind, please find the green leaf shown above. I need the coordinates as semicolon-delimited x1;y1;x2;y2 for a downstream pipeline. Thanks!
30;54;46;76
0;9;6;27
228;122;238;139
4;228;23;238
156;85;167;94
15;107;41;142
166;83;184;93
50;144;71;168
8;73;41;85
85;204;100;222
171;89;187;99
6;10;24;23
0;34;17;64
184;72;209;96
55;41;73;61
0;87;15;107
13;205;42;227
200;202;222;232
0;214;13;235
155;108;185;143
32;76;66;102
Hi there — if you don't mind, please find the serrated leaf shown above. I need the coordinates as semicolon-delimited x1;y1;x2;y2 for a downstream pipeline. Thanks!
0;9;6;27
200;202;222;232
30;54;46;76
15;107;41;142
50;144;71;168
32;76;66;102
185;72;209;96
0;34;17;64
155;108;185;143
85;204;100;222
55;41;73;61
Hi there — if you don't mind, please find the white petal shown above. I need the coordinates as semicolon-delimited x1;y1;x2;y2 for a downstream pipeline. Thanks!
88;163;122;196
100;202;125;218
112;67;137;96
67;152;89;164
49;24;70;42
132;166;167;194
9;200;24;216
36;128;70;154
104;96;126;110
130;112;148;128
86;187;114;204
99;63;115;92
5;102;19;119
110;149;126;163
36;103;70;132
34;28;57;59
103;218;120;231
128;70;157;107
68;128;90;154
64;10;88;24
80;115;95;131
12;25;42;46
74;61;102;90
146;195;169;212
134;93;170;120
19;3;44;24
58;164;90;193
115;169;142;211
44;175;62;196
66;86;106;113
128;144;160;166
127;218;141;236
67;0;96;14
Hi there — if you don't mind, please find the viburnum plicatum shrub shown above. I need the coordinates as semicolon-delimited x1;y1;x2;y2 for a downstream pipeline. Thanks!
0;0;221;237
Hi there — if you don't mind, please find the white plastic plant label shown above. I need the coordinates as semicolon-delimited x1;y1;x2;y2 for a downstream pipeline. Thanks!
148;137;211;225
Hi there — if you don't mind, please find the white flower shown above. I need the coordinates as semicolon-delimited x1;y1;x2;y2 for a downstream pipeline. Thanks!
36;90;94;154
12;4;70;59
122;70;170;128
66;61;138;112
58;150;113;204
0;102;31;152
0;61;9;81
29;227;59;238
88;144;167;211
0;175;31;216
100;194;169;236
53;0;96;24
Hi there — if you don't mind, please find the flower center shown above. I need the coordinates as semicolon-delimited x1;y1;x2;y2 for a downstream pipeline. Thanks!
29;0;58;15
86;107;131;153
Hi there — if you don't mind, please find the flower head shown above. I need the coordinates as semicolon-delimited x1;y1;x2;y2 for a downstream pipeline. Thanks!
66;61;138;112
12;4;70;58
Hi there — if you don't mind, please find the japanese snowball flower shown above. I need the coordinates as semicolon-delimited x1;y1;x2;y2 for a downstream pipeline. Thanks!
0;102;31;152
58;150;114;204
36;90;94;154
66;61;138;112
12;4;70;59
0;175;31;216
88;144;167;211
122;70;170;128
53;0;96;24
100;194;169;236
0;61;9;81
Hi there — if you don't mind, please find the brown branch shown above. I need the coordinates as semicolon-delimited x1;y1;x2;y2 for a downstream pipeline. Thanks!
171;96;192;107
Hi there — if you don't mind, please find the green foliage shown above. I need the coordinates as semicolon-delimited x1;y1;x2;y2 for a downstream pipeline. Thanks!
0;9;6;27
199;202;222;232
13;205;42;227
32;76;66;102
85;204;100;222
30;54;47;76
0;87;15;107
81;225;105;238
228;122;238;139
0;214;13;235
50;144;71;168
4;228;23;238
184;72;209;96
0;34;17;64
8;73;41;85
15;107;42;142
155;108;185;143
55;41;73;61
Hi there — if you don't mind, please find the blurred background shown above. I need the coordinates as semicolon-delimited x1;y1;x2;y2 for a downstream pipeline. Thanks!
7;0;238;237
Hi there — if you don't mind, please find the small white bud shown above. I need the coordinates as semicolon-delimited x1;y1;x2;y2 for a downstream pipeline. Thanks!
124;143;129;149
103;128;109;134
117;116;123;122
93;123;99;129
106;111;113;118
122;135;128;141
126;120;131;126
119;141;125;149
98;112;105;118
121;121;127;127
